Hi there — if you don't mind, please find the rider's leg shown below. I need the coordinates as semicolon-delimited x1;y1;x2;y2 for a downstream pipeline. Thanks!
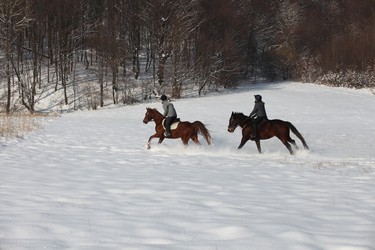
252;123;258;139
251;117;263;139
164;117;172;136
164;116;176;137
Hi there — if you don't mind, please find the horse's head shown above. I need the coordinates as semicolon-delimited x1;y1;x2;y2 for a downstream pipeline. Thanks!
227;112;246;133
143;108;153;124
143;107;164;125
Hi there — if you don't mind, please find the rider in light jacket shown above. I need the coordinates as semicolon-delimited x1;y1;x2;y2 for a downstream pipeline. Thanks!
160;95;177;137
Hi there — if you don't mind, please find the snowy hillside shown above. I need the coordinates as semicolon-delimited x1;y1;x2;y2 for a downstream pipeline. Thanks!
0;82;374;249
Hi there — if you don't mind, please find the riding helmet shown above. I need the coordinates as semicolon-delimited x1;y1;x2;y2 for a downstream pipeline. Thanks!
254;94;262;101
160;94;168;101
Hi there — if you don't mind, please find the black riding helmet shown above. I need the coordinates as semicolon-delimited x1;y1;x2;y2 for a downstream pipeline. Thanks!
160;95;168;101
254;94;262;101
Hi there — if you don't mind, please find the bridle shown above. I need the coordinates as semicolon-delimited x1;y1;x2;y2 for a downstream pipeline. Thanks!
143;110;154;123
228;114;251;131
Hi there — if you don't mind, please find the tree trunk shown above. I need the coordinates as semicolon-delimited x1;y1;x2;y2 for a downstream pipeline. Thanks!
6;59;12;114
157;52;170;87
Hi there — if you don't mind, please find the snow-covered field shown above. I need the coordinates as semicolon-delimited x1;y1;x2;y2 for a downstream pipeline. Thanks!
1;82;374;249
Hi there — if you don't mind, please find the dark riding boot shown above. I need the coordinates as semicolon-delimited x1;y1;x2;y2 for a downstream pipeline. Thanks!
164;130;171;137
164;126;171;137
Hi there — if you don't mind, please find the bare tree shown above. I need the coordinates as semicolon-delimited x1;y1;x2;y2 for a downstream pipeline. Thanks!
0;0;31;113
273;0;302;79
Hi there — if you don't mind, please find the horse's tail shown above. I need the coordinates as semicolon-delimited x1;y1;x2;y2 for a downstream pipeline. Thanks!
287;122;309;150
192;121;212;145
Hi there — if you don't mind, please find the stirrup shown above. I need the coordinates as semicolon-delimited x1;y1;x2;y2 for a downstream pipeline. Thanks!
164;132;171;137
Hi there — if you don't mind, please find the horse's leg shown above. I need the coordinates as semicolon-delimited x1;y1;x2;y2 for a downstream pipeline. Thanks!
181;137;189;147
192;137;201;145
238;135;250;149
276;130;295;154
255;140;262;153
288;137;299;150
283;141;294;155
147;133;160;149
191;131;201;145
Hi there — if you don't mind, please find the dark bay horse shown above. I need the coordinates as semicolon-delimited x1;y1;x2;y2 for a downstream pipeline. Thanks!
143;108;212;149
227;112;309;155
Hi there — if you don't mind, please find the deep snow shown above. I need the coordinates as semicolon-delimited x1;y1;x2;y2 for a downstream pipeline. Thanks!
1;82;374;249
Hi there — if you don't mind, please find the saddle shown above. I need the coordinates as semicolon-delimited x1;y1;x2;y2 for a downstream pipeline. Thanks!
258;118;268;126
162;118;180;130
251;116;267;124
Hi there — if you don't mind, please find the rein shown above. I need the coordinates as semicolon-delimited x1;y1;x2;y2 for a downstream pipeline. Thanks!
229;115;251;131
239;117;251;130
241;122;250;130
148;109;164;124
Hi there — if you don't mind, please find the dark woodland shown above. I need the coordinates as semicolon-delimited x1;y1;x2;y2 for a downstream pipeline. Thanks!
1;0;375;113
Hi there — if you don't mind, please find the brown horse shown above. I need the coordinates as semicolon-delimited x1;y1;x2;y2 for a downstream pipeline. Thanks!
227;112;309;155
143;108;212;149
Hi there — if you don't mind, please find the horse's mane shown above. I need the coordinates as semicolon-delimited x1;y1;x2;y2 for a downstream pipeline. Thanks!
147;107;159;112
232;112;248;117
146;107;163;117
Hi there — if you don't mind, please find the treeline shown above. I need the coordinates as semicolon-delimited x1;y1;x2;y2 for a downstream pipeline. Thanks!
1;0;375;113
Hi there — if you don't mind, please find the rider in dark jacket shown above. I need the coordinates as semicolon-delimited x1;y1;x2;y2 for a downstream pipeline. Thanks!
249;94;268;140
160;94;177;137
